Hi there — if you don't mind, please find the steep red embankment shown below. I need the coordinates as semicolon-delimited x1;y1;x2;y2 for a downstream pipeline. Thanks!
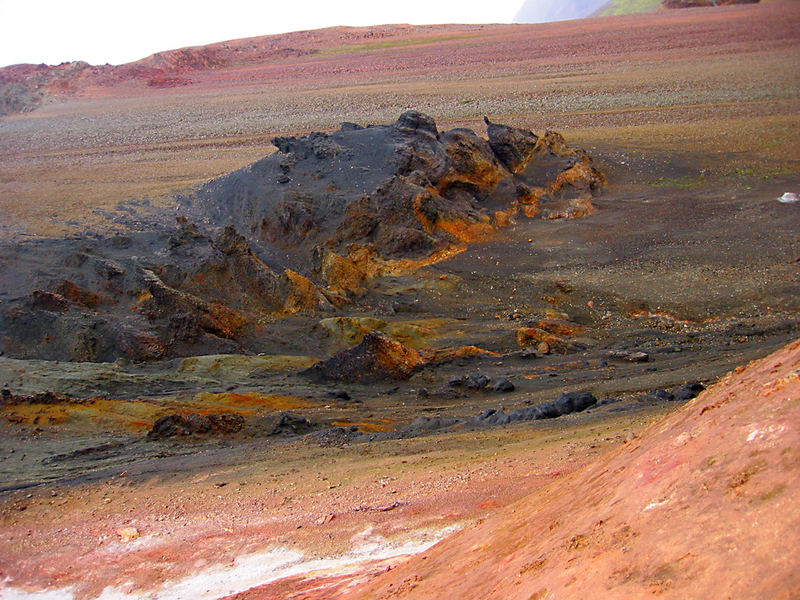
247;338;799;599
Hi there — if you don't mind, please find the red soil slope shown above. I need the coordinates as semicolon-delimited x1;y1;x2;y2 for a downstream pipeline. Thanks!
318;338;800;599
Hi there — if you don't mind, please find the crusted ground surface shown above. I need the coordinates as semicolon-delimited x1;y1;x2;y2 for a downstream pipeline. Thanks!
0;2;798;599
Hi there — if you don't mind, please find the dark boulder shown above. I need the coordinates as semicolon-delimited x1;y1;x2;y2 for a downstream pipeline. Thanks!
301;331;425;383
647;389;675;402
485;117;538;173
671;381;706;401
394;110;439;138
492;378;515;392
269;412;315;436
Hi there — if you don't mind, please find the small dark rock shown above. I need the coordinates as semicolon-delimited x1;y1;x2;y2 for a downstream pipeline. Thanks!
604;350;649;363
465;373;490;390
326;389;351;401
270;412;315;436
492;378;515;393
671;381;705;401
448;376;465;388
648;389;675;402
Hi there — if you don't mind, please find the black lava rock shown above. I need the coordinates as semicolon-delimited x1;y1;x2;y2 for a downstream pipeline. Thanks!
492;378;515;392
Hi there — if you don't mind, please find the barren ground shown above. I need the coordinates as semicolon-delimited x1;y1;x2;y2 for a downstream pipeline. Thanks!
0;2;798;599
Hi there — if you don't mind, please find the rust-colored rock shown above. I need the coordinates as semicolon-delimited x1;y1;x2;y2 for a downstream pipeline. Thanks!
53;280;109;309
516;326;566;350
301;331;425;383
147;412;246;439
532;319;586;336
419;345;500;364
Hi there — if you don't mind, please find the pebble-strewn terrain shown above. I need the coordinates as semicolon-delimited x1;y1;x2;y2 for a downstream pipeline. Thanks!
0;2;798;599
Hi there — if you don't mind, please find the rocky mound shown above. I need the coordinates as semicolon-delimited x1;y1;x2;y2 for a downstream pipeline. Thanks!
301;330;425;383
0;112;602;361
341;338;800;599
188;111;603;294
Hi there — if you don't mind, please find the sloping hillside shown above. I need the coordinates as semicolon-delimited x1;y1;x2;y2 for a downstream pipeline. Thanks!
595;0;662;17
344;339;800;599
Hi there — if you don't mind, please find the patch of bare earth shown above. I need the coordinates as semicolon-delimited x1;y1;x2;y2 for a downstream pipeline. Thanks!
237;341;800;600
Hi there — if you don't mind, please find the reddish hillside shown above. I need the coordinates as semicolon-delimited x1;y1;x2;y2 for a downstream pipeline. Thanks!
295;339;800;599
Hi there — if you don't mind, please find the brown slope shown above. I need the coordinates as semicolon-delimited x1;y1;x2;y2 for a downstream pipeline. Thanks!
339;338;800;599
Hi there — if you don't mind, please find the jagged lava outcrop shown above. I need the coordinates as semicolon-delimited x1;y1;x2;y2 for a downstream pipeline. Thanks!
188;110;603;295
0;112;602;361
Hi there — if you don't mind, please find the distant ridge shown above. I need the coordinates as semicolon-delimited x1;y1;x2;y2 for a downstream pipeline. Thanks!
514;0;661;23
514;0;609;23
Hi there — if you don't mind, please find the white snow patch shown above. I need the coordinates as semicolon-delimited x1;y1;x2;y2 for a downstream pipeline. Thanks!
746;429;763;443
643;499;669;512
0;587;75;600
1;524;463;600
778;192;798;203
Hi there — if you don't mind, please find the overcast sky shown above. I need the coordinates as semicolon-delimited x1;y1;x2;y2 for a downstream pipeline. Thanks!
0;0;525;68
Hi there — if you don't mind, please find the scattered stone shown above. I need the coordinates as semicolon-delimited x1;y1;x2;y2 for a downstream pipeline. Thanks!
448;376;465;387
326;389;351;401
647;389;675;402
492;378;515;392
530;319;585;336
465;373;491;390
604;350;649;363
516;327;565;350
270;412;315;436
478;392;597;425
448;373;491;390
